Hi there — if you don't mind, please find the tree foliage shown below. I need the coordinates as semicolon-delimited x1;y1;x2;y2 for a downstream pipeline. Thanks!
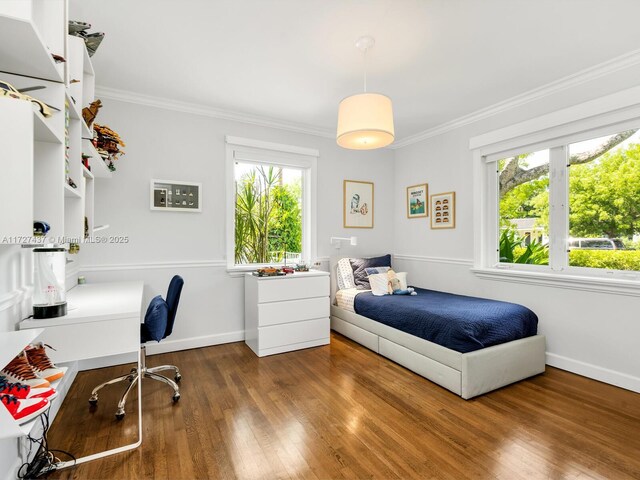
569;143;640;238
234;166;302;264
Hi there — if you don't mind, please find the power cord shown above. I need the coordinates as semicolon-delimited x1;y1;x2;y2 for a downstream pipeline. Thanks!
17;407;76;478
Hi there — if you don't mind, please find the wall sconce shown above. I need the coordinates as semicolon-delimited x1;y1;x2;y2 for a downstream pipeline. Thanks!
330;236;358;249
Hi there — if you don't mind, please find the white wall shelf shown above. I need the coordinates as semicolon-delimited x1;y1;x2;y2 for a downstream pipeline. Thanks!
34;110;63;144
82;165;94;179
64;184;81;199
82;139;113;178
0;14;63;83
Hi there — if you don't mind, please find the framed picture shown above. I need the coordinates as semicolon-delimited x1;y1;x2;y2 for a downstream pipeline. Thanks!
407;183;428;218
150;179;202;212
430;191;455;229
343;180;374;228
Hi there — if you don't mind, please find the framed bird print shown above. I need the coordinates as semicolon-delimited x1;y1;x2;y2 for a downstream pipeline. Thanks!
430;191;455;229
344;180;374;228
407;183;428;218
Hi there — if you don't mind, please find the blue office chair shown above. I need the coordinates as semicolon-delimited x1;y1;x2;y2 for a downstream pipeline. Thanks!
89;275;184;420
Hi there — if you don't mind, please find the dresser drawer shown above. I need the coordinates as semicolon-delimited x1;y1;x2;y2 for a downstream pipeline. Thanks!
258;276;329;303
258;297;329;327
258;317;329;351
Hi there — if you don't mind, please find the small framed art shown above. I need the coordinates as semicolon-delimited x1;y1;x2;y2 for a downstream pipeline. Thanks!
430;191;455;229
344;180;374;228
407;183;428;218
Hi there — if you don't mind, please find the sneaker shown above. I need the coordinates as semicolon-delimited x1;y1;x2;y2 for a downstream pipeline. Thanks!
1;353;50;389
0;376;57;401
25;343;65;383
1;394;49;424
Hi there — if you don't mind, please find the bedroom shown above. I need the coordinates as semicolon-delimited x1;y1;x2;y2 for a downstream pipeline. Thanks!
0;0;639;478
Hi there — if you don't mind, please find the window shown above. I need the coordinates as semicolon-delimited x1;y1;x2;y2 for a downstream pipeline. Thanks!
225;137;317;270
491;127;640;276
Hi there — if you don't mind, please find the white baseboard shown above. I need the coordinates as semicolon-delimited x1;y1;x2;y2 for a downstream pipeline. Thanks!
546;352;640;393
78;330;245;371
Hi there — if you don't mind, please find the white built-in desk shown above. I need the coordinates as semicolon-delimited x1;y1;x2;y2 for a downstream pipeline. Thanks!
21;281;144;364
19;281;145;470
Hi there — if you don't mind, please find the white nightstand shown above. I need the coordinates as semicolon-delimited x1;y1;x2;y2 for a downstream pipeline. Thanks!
244;270;330;357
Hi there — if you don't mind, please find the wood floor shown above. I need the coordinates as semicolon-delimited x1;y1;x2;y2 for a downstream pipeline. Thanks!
47;333;640;480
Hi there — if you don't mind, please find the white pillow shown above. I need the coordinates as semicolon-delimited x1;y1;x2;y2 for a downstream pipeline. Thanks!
336;258;356;290
369;273;390;296
395;272;408;290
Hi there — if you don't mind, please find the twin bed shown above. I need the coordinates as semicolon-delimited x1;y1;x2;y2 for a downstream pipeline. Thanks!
329;257;546;399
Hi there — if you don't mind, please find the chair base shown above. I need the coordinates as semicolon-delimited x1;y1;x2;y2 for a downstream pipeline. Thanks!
88;346;181;419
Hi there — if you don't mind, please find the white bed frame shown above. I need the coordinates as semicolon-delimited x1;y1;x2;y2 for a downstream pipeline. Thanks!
329;258;546;399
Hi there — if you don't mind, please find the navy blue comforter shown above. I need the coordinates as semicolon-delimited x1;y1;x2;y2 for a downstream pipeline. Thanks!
354;288;538;353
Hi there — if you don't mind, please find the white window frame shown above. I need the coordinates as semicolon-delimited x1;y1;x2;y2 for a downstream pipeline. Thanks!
225;136;318;272
471;86;640;295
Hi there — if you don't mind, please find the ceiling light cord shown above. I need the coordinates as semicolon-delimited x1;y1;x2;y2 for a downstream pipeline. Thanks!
363;47;368;93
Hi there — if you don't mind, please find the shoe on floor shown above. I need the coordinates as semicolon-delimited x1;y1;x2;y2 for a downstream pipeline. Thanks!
1;353;50;389
0;376;57;401
25;343;65;383
1;394;49;424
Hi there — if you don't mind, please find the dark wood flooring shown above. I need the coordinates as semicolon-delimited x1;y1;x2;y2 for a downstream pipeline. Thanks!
47;333;640;479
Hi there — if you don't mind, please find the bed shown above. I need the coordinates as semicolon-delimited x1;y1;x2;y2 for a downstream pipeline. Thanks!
329;257;546;399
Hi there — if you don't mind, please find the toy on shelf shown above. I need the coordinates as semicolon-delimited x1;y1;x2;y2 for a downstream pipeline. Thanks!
93;123;125;172
0;80;54;117
69;20;105;57
82;99;102;127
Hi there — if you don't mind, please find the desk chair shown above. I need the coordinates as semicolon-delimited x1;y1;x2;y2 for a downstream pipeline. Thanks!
89;275;184;419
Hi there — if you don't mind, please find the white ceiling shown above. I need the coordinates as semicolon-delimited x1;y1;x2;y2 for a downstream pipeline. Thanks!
70;0;640;142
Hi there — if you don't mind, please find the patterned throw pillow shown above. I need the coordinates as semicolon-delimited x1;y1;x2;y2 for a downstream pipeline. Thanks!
350;255;392;290
336;257;356;290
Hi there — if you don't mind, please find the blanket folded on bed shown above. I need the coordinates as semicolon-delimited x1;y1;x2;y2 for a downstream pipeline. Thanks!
353;287;538;353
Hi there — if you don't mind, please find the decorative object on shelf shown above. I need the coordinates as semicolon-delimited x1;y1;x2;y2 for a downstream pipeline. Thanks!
77;275;86;285
251;266;297;277
430;191;456;229
407;183;428;218
82;99;102;126
0;80;53;117
67;177;77;189
33;247;67;319
150;179;202;212
93;123;125;171
84;216;89;239
336;36;394;150
51;54;66;64
68;243;80;254
82;154;91;170
294;263;309;272
33;221;50;237
343;180;374;228
69;20;105;57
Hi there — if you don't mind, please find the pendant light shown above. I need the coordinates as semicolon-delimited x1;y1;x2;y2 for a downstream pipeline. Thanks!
337;36;394;150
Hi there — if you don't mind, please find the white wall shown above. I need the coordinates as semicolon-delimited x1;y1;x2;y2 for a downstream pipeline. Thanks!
393;62;640;393
78;98;395;355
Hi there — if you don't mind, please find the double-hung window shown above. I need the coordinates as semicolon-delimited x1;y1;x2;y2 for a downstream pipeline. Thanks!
473;90;640;289
225;136;317;271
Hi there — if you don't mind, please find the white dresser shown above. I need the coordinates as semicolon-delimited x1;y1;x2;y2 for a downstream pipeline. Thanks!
244;270;330;357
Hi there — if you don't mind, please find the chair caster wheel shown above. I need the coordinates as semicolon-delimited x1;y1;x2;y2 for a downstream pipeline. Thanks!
175;373;182;383
88;395;98;405
115;409;125;420
172;393;181;403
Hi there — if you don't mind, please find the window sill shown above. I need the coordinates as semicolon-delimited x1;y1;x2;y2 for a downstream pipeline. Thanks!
471;266;640;297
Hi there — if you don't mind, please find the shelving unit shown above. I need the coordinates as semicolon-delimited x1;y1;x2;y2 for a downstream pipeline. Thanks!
0;2;112;243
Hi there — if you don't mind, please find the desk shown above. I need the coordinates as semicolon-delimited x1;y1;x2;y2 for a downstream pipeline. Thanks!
19;281;144;470
21;281;144;364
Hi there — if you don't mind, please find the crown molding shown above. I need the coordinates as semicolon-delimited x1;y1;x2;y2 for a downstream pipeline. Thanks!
390;48;640;150
94;85;335;139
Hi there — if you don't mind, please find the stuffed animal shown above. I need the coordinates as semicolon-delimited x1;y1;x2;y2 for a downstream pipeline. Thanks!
387;269;416;295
